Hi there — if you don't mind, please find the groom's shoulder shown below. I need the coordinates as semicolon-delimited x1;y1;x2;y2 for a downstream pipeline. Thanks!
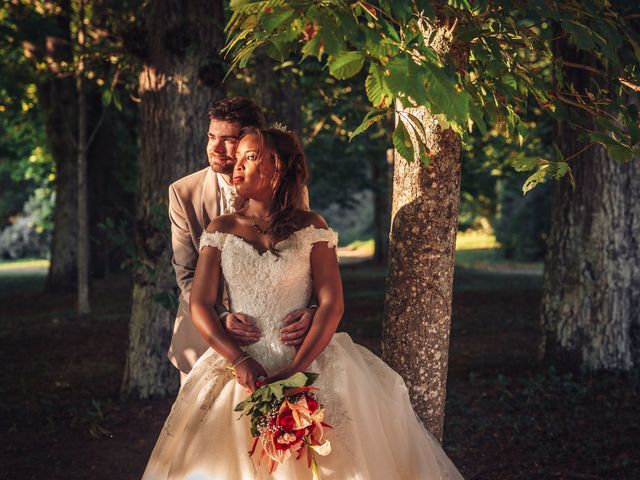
170;167;210;197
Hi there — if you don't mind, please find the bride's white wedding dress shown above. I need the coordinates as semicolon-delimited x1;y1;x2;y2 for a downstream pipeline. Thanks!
143;225;463;480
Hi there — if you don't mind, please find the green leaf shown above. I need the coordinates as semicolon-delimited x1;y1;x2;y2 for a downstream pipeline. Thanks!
319;24;345;57
262;8;294;34
606;144;634;162
112;90;122;112
265;40;287;62
501;73;518;95
350;108;388;139
399;110;427;143
548;161;570;180
365;63;393;108
393;119;416;162
269;382;283;398
588;131;618;148
512;157;538;172
522;165;548;194
421;64;470;132
561;20;596;51
385;55;411;95
552;143;564;162
301;34;322;60
328;51;365;80
101;88;112;106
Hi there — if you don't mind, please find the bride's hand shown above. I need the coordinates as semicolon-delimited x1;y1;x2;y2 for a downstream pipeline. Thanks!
234;358;268;393
256;367;296;387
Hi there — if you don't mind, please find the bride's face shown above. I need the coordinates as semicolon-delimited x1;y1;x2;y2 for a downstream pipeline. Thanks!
233;133;276;198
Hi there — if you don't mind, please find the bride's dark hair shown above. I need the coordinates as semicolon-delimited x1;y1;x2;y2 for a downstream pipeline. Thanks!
239;126;309;253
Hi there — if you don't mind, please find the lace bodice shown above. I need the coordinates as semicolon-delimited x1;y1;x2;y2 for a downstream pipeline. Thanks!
199;225;338;371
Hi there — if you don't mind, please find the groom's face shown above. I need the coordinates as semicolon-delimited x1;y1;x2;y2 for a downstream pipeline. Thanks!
207;119;241;174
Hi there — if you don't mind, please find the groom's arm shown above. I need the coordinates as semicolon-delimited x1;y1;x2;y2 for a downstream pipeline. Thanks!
169;184;197;301
279;184;316;346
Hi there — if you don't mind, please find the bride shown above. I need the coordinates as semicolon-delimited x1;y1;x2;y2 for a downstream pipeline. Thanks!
142;126;464;479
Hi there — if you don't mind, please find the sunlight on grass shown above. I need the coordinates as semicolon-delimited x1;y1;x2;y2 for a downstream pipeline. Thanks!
0;258;50;271
344;232;500;257
344;232;542;273
343;238;374;255
455;232;500;251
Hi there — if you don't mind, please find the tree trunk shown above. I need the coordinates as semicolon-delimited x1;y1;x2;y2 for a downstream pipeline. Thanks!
122;0;225;398
381;21;466;442
541;41;640;370
369;148;392;263
40;76;78;292
76;0;90;316
33;1;78;292
252;55;302;132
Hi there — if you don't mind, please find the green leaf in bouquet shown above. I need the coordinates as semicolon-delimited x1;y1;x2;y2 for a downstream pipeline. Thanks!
269;382;284;398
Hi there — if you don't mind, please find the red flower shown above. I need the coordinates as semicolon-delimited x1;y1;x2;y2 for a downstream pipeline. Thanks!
305;396;318;412
277;408;296;431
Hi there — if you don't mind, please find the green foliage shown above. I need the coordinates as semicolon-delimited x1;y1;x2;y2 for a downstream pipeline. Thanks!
0;22;54;229
225;0;640;190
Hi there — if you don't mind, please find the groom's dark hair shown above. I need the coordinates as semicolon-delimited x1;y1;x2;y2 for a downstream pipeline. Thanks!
208;97;266;128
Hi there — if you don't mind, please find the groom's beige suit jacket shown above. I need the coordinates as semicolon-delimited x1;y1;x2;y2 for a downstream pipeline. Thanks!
167;166;309;374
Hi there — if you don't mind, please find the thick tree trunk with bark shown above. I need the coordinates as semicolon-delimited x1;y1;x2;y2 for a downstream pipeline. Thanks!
541;42;640;370
122;0;225;398
382;113;461;442
382;21;465;442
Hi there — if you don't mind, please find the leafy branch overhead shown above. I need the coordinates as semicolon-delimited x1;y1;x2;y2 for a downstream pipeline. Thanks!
225;0;640;193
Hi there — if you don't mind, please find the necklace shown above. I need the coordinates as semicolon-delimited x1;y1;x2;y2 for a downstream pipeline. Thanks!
252;215;271;235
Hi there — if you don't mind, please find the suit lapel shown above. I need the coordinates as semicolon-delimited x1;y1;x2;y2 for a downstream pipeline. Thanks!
201;168;218;228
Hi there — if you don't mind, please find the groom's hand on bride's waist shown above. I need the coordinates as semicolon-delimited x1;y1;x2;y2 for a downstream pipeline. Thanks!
225;313;262;346
280;308;316;347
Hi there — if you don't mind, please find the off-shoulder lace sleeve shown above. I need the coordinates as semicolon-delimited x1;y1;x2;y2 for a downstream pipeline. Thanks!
302;225;338;249
199;231;227;252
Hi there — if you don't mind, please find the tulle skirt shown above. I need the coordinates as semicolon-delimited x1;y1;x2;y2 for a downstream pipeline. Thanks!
142;333;463;480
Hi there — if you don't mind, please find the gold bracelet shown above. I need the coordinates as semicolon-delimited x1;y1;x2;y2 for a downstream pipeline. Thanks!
231;351;248;367
233;354;252;369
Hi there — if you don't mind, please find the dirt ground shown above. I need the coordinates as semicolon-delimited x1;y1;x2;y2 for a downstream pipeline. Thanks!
1;263;638;479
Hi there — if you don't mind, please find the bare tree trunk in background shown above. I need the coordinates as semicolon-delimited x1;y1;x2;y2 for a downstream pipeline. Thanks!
382;20;466;442
252;55;302;132
29;0;79;293
369;149;391;263
122;0;225;398
76;0;90;316
541;40;640;370
40;77;78;292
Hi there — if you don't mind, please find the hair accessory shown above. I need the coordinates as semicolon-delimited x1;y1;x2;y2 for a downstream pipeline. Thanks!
272;122;291;133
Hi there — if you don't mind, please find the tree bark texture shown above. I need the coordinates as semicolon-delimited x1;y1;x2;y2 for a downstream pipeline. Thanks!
251;55;302;132
122;0;225;398
382;110;461;442
33;1;79;292
541;41;640;370
382;18;466;442
40;75;79;292
76;0;90;316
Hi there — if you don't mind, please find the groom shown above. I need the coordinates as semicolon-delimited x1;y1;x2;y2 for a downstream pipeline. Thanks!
167;97;314;384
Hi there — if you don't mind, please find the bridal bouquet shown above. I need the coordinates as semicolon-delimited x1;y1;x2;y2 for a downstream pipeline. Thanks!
234;372;331;478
